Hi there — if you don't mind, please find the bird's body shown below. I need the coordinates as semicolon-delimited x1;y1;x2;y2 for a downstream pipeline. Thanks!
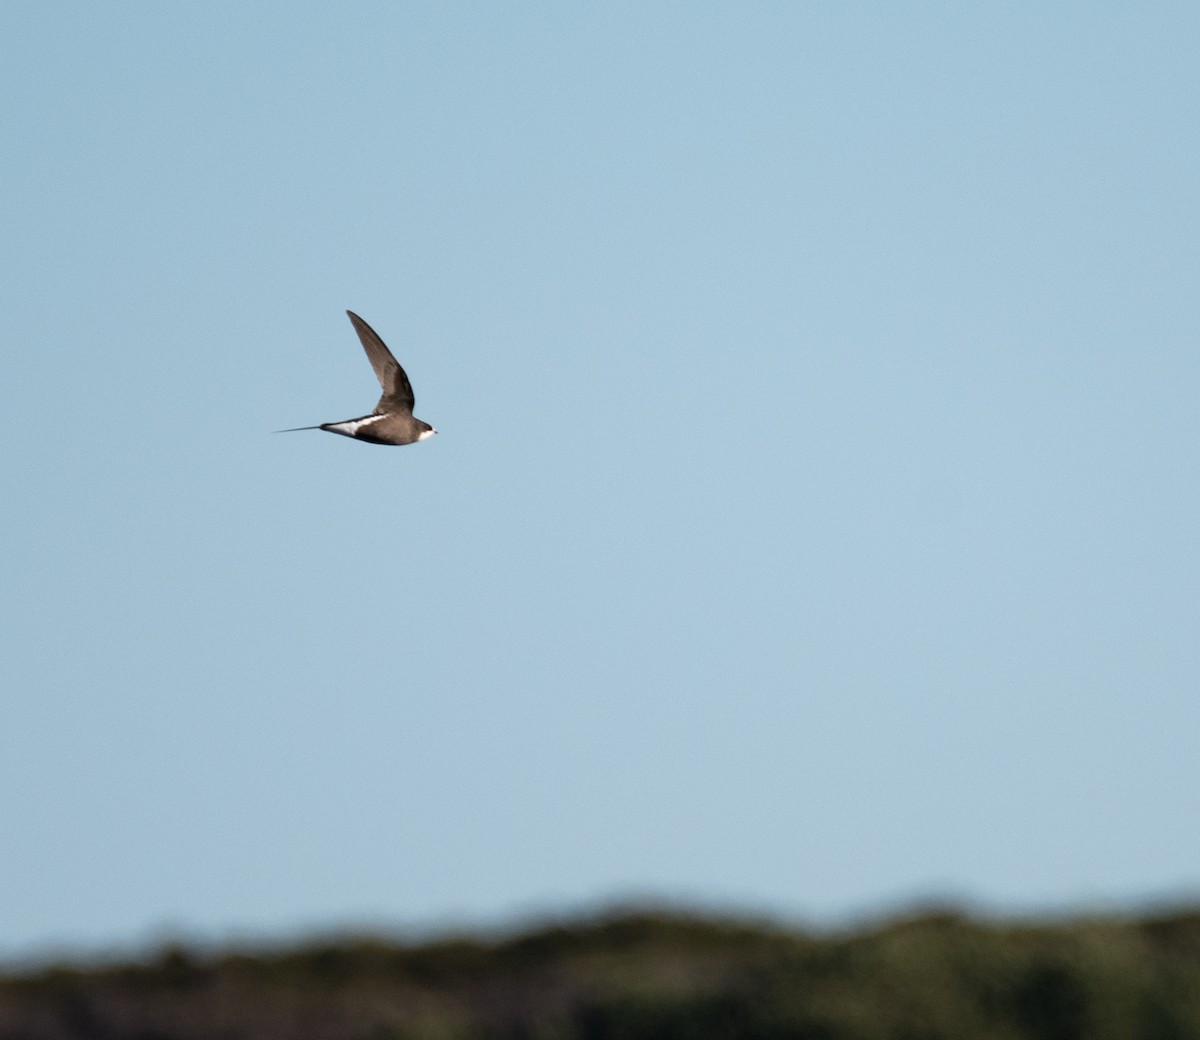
280;311;437;445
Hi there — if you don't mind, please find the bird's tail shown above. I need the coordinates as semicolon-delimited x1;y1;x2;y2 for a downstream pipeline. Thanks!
275;424;324;433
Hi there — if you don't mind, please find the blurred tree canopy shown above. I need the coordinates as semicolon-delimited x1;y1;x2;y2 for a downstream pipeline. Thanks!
3;906;1200;1039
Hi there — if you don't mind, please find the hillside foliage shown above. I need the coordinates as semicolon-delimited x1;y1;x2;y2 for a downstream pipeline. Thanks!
3;906;1200;1039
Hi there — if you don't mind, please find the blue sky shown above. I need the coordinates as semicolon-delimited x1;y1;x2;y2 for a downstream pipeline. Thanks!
2;3;1198;960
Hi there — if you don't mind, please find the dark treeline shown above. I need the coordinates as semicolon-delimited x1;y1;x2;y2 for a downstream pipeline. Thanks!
3;905;1200;1040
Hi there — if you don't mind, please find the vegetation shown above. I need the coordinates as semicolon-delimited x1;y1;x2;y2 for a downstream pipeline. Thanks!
3;905;1200;1039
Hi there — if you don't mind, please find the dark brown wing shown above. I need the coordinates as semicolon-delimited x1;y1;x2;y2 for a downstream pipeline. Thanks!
346;310;415;414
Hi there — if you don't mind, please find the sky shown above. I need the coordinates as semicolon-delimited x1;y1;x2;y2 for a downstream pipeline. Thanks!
2;3;1199;962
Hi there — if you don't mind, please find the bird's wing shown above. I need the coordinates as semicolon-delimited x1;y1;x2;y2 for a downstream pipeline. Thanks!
346;310;415;414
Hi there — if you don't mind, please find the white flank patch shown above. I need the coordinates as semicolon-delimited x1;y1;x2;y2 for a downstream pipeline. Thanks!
328;414;387;435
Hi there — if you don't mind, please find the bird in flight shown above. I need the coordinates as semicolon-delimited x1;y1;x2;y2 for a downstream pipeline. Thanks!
279;311;437;445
